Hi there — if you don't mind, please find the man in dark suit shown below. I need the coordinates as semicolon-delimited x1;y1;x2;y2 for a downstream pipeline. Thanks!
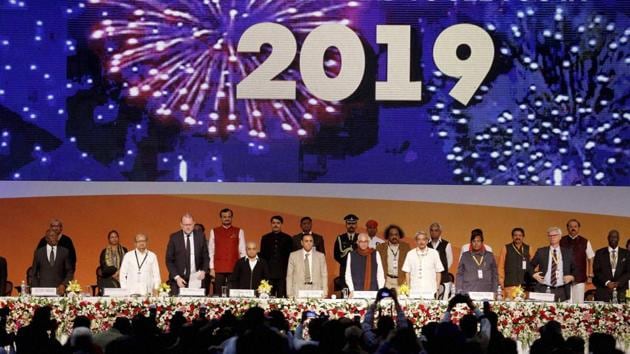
30;229;74;295
593;230;630;302
36;219;77;270
259;215;292;297
292;216;326;254
230;241;270;290
0;256;7;295
165;213;210;295
333;214;359;291
531;226;576;302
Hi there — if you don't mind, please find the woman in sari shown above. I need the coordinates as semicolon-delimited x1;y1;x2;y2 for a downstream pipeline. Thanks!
98;230;128;293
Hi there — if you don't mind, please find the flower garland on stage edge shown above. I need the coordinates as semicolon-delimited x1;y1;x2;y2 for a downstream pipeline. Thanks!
0;297;628;347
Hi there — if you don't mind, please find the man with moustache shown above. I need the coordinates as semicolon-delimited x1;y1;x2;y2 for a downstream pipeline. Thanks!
259;215;292;297
292;216;326;255
498;227;532;299
333;214;360;290
427;222;453;299
208;208;246;295
376;225;410;290
531;227;576;302
365;220;385;249
560;219;595;304
593;230;630;302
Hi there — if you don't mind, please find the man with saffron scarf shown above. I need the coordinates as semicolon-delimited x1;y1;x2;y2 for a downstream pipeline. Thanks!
456;230;498;294
345;233;385;297
402;231;444;298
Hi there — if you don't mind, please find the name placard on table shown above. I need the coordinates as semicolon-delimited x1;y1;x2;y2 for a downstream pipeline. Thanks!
409;291;435;300
297;290;324;299
31;287;57;296
528;292;556;302
103;288;130;297
468;292;495;301
352;291;377;299
179;288;205;297
229;289;255;298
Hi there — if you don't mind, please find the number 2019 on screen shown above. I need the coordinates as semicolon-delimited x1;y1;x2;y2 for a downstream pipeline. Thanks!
237;23;494;106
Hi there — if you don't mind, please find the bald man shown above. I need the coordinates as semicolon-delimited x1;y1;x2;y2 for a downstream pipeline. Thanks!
230;242;270;290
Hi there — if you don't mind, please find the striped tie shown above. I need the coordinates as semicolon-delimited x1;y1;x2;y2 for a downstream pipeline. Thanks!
550;249;558;287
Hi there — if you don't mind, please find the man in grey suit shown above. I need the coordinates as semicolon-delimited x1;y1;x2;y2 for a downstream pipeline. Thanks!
531;226;576;302
286;234;328;298
30;229;74;295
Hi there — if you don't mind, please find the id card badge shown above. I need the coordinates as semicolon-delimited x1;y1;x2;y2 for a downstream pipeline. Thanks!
522;260;527;270
477;269;483;279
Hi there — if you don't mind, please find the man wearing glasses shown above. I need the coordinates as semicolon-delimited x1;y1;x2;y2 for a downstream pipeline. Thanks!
531;227;576;302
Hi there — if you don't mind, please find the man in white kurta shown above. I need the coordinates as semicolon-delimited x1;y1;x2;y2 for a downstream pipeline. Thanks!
402;231;444;296
120;234;161;295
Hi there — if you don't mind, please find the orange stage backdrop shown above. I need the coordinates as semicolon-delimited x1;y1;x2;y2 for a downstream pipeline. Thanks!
1;194;629;294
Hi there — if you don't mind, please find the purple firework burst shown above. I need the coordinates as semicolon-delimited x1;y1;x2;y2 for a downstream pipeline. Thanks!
87;0;361;139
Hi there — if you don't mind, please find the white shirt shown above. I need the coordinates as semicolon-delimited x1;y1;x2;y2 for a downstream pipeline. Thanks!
183;232;197;274
367;234;385;249
460;243;493;260
119;249;161;295
544;246;564;286
608;247;619;274
208;226;246;269
402;247;444;294
431;238;454;269
344;251;385;292
46;245;57;263
248;256;259;271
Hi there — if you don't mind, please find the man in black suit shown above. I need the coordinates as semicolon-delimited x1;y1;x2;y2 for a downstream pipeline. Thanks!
30;229;74;295
165;213;210;295
0;256;6;295
36;219;77;270
292;216;326;254
259;215;292;297
593;230;630;302
230;241;270;290
531;226;576;302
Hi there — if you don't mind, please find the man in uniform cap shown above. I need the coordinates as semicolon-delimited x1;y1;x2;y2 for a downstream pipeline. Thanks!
334;214;359;290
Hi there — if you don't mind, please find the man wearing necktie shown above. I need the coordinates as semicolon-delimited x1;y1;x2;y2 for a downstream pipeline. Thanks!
30;229;74;295
166;213;209;295
333;214;360;291
593;230;630;302
286;234;327;298
531;227;576;302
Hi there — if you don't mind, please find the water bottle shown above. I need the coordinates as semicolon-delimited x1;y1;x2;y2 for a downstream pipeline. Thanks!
20;280;27;296
546;286;551;294
451;283;457;297
496;285;503;301
612;288;618;304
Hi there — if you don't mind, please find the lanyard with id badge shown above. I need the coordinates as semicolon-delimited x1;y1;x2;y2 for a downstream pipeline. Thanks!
472;253;484;279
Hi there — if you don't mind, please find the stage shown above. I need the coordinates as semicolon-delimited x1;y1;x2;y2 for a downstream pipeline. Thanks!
1;296;628;350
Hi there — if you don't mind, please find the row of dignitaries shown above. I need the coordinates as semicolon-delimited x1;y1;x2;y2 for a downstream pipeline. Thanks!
24;215;629;303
